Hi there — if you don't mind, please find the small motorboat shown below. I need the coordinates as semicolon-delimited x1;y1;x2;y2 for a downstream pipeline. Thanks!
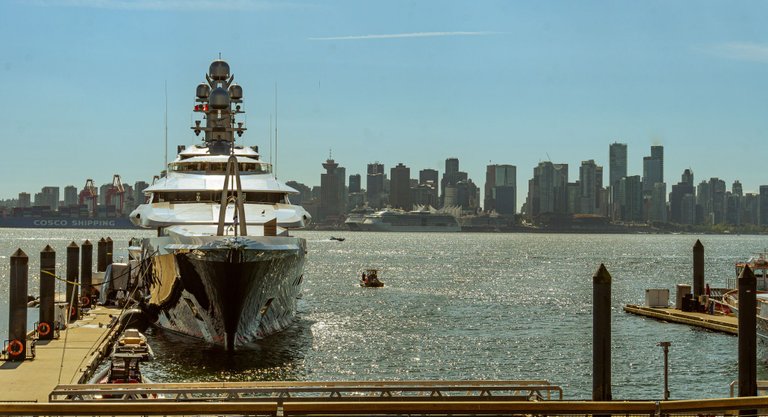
330;236;346;242
360;268;384;288
114;328;154;361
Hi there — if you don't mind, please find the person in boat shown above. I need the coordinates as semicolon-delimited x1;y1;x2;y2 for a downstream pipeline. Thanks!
361;271;368;284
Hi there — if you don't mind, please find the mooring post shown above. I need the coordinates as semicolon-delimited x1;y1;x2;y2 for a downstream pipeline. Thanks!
693;239;704;298
38;245;56;340
738;265;757;416
593;263;612;405
81;240;93;307
97;237;107;272
8;249;29;361
105;237;114;269
66;241;79;321
657;341;671;400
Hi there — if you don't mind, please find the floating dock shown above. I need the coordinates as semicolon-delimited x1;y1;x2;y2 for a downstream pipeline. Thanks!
623;304;738;335
0;306;122;403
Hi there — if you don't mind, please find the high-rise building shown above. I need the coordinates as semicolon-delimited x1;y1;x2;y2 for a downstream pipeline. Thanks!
419;169;438;186
619;175;643;222
134;181;149;206
710;178;726;224
320;158;343;221
681;169;694;186
669;170;695;224
578;160;601;215
366;162;385;208
389;163;411;210
349;174;361;193
759;186;768;227
40;186;60;211
18;192;30;208
642;145;664;192
484;164;516;215
732;180;743;197
64;185;78;207
609;142;627;219
440;158;467;207
526;161;568;218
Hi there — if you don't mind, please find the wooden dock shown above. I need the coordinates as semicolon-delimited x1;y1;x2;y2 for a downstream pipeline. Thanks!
624;304;738;335
0;306;122;403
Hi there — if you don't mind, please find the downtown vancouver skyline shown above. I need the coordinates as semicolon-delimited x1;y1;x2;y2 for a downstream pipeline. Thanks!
1;1;767;207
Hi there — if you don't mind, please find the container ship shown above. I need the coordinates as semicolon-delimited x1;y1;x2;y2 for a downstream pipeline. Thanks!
0;177;138;229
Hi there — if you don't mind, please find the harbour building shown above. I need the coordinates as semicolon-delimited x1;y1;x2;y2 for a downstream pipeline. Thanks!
389;163;411;210
609;142;627;219
484;164;517;215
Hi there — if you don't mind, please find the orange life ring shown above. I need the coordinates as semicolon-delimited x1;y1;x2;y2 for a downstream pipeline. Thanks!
80;296;90;307
7;339;24;357
37;322;51;337
70;306;77;318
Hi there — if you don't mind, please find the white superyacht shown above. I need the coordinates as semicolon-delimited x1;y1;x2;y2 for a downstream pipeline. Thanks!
130;59;311;350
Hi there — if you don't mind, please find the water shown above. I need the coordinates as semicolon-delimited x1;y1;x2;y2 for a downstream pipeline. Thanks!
0;229;765;399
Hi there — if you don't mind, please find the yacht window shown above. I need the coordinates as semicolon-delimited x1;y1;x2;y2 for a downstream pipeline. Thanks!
151;191;287;204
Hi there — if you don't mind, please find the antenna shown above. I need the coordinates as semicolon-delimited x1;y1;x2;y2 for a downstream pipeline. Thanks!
274;82;278;179
269;114;273;166
164;80;168;170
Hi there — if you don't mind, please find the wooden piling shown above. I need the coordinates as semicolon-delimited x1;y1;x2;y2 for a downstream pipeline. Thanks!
105;236;113;268
66;241;79;321
593;263;612;403
8;249;29;361
39;245;56;341
81;240;93;306
97;237;107;272
693;240;704;298
738;264;756;417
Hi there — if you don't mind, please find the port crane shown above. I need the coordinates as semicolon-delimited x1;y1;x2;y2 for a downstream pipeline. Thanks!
78;179;98;217
105;174;126;216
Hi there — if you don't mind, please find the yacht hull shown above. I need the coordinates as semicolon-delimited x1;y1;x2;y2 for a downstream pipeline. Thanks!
139;235;306;349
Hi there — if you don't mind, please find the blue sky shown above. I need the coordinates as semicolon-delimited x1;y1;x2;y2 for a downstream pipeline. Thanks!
1;0;767;209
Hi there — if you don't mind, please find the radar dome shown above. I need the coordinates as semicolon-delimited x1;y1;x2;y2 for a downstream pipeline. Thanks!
196;83;210;99
229;83;243;100
209;87;230;109
209;60;230;80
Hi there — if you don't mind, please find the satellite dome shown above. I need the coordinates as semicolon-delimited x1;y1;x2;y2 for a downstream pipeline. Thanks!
229;83;243;100
196;83;210;99
209;60;230;80
209;87;230;109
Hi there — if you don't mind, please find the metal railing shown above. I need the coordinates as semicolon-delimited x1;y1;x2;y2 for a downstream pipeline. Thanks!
50;380;563;402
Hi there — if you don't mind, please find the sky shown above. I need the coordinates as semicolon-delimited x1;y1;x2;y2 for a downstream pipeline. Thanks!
1;0;767;210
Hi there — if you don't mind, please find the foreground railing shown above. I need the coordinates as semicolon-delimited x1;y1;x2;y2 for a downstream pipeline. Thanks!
4;397;768;416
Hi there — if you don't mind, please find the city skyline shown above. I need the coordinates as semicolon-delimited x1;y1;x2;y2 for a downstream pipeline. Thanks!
2;1;767;207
